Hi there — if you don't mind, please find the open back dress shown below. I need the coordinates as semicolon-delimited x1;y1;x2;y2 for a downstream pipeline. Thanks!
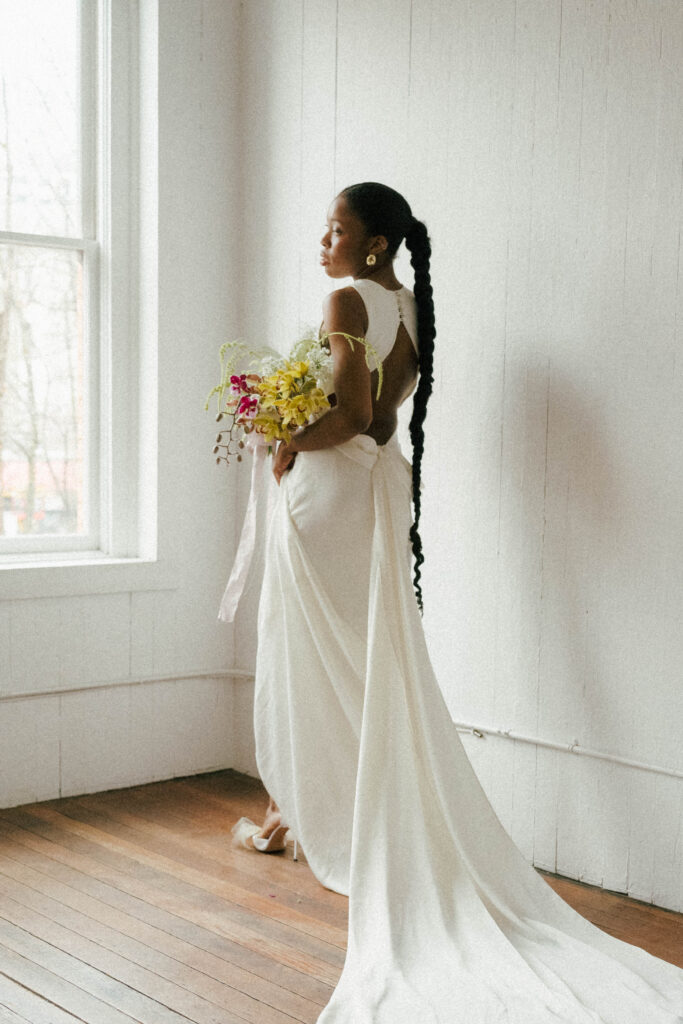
241;278;683;1023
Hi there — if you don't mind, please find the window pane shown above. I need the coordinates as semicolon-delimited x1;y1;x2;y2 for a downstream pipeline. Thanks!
0;0;81;237
0;242;87;537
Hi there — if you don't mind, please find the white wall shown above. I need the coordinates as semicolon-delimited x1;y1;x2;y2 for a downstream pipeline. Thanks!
0;1;243;804
232;0;683;912
1;0;681;914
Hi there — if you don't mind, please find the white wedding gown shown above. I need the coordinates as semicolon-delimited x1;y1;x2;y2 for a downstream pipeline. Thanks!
236;279;683;1022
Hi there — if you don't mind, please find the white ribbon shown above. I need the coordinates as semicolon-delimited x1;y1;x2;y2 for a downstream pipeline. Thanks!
218;437;275;622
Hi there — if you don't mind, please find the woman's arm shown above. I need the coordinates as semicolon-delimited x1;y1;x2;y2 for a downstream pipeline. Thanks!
272;288;372;483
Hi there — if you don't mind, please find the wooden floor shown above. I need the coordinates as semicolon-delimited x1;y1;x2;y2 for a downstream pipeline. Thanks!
0;770;681;1024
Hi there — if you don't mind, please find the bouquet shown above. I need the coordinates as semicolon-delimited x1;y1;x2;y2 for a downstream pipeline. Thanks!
205;327;382;465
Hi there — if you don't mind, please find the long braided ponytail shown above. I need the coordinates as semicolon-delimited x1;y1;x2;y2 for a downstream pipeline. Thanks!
340;183;436;612
404;218;435;613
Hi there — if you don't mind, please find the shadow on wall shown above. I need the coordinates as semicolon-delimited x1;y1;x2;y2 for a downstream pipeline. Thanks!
500;354;633;753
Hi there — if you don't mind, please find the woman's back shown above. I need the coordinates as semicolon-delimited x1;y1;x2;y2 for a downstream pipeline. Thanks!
330;278;419;446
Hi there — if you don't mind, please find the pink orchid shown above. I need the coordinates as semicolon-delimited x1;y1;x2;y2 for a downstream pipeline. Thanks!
237;395;259;419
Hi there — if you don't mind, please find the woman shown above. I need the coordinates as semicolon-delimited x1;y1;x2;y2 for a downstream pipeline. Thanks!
233;183;683;1022
241;181;429;855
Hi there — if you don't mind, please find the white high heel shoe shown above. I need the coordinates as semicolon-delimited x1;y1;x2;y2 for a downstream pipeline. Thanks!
230;816;299;860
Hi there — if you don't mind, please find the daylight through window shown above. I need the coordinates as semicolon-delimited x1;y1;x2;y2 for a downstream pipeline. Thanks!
0;0;96;552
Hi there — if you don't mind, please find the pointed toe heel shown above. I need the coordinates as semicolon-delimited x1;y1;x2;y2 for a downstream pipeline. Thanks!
251;823;289;852
231;817;299;858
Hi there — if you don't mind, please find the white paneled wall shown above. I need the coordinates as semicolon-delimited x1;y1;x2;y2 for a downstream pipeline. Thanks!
0;2;243;805
233;0;683;912
1;0;681;914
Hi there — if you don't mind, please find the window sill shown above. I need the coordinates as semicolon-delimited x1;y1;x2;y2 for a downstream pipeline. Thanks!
0;554;178;600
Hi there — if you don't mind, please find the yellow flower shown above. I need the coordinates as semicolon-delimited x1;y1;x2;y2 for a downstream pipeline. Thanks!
253;410;290;444
249;359;330;445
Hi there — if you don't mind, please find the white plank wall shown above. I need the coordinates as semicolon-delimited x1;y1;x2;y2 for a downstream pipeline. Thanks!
0;3;244;805
233;0;683;912
1;0;681;915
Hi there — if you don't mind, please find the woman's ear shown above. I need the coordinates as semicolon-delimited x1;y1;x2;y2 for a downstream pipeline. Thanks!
369;234;389;257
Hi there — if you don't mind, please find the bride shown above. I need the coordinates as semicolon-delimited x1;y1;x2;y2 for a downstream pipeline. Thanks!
230;182;683;1022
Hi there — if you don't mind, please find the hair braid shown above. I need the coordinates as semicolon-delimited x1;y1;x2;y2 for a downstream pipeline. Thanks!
339;183;436;611
405;218;435;613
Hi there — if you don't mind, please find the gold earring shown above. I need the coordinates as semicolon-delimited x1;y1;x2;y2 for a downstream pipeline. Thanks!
366;253;376;266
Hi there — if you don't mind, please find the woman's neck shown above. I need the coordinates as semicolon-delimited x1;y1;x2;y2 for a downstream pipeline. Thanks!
353;265;402;289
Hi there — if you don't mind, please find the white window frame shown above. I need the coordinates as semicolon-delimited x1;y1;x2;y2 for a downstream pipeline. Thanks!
0;0;172;597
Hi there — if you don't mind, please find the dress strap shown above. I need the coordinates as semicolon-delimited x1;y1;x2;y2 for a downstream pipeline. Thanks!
349;280;418;365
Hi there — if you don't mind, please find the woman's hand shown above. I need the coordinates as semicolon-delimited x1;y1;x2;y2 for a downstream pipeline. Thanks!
273;441;297;485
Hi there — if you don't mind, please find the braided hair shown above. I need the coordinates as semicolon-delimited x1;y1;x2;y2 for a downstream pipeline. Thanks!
340;183;436;612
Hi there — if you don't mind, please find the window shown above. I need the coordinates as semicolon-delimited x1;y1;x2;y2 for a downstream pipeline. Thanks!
0;0;141;562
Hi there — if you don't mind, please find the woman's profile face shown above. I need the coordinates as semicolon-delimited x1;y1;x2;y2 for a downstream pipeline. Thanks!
319;195;369;278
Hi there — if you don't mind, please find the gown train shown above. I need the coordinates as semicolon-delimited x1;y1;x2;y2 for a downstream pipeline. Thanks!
251;431;683;1023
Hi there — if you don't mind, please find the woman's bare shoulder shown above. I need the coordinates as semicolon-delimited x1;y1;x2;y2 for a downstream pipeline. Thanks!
322;284;364;310
322;285;367;333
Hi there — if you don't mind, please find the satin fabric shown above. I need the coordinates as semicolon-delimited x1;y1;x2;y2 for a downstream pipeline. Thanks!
252;431;683;1023
218;439;274;623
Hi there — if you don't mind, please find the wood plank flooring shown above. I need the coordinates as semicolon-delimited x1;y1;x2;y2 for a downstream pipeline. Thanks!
0;769;680;1023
